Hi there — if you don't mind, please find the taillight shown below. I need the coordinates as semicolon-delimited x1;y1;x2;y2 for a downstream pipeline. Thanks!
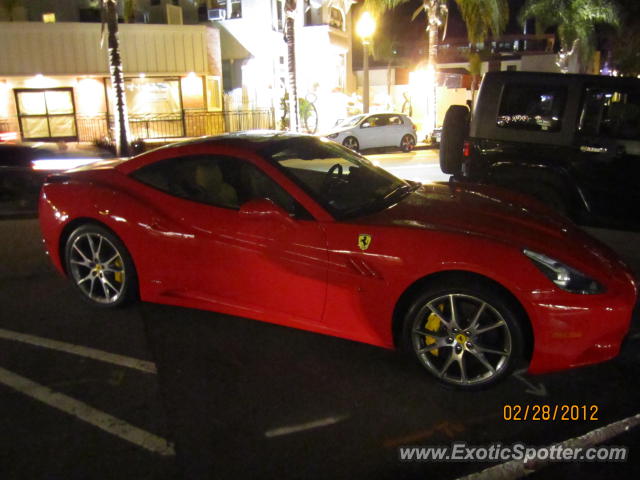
463;141;471;157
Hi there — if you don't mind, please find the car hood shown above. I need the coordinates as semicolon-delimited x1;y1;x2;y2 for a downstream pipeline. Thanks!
360;181;626;274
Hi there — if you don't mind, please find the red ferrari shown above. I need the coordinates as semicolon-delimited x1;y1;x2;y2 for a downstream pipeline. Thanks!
39;133;637;388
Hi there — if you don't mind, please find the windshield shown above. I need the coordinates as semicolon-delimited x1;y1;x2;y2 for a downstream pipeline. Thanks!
337;115;365;128
261;136;413;220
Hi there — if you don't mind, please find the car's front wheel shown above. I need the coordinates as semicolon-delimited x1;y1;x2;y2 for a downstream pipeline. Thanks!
401;134;416;153
65;224;138;308
402;280;524;388
342;136;359;152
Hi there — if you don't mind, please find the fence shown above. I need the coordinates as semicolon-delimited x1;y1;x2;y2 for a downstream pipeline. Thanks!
4;108;275;143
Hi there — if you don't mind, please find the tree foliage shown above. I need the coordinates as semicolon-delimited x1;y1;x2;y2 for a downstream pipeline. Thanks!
519;0;621;70
454;0;509;45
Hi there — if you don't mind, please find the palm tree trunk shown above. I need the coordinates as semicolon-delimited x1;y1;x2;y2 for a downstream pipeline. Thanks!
285;1;299;132
105;0;130;156
425;1;440;136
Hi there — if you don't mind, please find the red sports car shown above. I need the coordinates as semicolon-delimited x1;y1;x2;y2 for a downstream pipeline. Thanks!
39;133;637;388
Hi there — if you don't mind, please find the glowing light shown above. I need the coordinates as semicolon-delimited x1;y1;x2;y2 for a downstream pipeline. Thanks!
25;74;59;89
0;132;18;142
76;78;105;115
356;11;376;41
408;64;437;138
139;73;146;78
0;81;12;118
32;158;99;171
42;13;56;23
181;72;203;96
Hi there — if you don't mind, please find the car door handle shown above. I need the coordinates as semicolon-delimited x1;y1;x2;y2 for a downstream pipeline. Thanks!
580;145;608;153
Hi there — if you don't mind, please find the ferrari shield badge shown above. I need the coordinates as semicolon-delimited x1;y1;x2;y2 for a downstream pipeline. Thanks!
358;234;372;251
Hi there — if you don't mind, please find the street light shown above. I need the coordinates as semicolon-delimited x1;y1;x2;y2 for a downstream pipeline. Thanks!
356;11;376;114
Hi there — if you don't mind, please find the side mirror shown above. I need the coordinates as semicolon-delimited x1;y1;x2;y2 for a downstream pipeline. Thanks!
239;198;294;225
361;122;370;128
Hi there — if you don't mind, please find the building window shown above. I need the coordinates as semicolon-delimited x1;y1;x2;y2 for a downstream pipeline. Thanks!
273;0;284;32
329;7;344;30
14;88;78;141
206;76;222;111
214;0;241;19
497;84;567;132
124;77;184;138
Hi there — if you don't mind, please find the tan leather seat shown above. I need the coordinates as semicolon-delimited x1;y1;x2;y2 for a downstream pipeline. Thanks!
194;163;238;208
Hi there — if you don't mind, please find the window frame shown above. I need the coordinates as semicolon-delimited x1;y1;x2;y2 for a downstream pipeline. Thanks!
496;83;568;133
129;153;312;219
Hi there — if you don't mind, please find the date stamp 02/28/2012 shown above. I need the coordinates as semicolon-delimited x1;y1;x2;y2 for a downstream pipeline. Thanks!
503;404;599;422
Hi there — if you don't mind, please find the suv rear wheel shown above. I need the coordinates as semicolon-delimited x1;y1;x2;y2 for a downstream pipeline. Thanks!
440;105;470;175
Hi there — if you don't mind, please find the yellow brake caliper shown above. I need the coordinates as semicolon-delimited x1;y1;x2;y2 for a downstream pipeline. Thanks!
114;258;123;284
424;304;444;356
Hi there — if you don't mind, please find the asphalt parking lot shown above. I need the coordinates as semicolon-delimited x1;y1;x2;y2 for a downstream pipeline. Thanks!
1;153;639;479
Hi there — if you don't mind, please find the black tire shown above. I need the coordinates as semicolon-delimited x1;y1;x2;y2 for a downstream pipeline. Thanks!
64;224;138;308
342;136;359;152
440;105;470;175
401;278;524;389
401;134;416;153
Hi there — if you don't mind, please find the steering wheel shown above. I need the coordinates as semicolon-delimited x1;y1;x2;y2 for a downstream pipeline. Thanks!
322;163;347;193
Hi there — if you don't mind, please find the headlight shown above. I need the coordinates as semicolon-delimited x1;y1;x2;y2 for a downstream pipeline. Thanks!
523;249;605;294
326;133;339;139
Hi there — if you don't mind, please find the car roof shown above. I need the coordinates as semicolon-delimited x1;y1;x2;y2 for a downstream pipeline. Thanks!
484;70;640;86
150;130;306;153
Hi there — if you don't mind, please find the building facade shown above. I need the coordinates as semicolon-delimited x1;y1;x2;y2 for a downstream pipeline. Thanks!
0;20;231;142
0;0;357;142
212;0;357;132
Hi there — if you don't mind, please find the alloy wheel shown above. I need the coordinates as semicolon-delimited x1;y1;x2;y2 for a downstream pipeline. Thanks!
410;293;513;387
401;135;416;152
343;137;359;151
68;232;126;305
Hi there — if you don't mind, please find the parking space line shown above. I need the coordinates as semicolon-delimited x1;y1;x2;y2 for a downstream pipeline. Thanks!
455;412;640;480
0;328;156;374
265;415;349;438
0;366;174;456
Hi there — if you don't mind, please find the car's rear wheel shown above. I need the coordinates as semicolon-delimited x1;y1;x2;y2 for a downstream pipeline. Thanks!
440;105;470;175
401;134;416;153
65;224;138;308
402;280;524;389
342;136;359;152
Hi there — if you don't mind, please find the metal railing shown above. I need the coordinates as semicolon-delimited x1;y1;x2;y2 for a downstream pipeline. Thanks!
5;108;276;143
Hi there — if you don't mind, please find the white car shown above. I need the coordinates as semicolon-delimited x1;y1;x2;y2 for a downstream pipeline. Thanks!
324;113;417;152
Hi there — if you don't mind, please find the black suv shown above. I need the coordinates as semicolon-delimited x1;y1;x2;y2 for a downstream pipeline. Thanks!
440;71;640;231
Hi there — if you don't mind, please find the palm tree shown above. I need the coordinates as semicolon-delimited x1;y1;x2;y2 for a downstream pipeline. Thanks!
365;1;448;85
519;0;621;73
285;0;299;132
102;0;130;156
454;0;509;99
364;1;447;135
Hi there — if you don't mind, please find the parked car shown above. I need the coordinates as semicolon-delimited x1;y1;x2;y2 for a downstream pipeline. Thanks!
39;132;637;389
427;126;442;147
0;144;102;215
324;113;417;152
440;71;640;231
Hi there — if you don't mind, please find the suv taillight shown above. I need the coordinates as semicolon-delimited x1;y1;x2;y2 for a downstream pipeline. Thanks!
463;141;471;157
